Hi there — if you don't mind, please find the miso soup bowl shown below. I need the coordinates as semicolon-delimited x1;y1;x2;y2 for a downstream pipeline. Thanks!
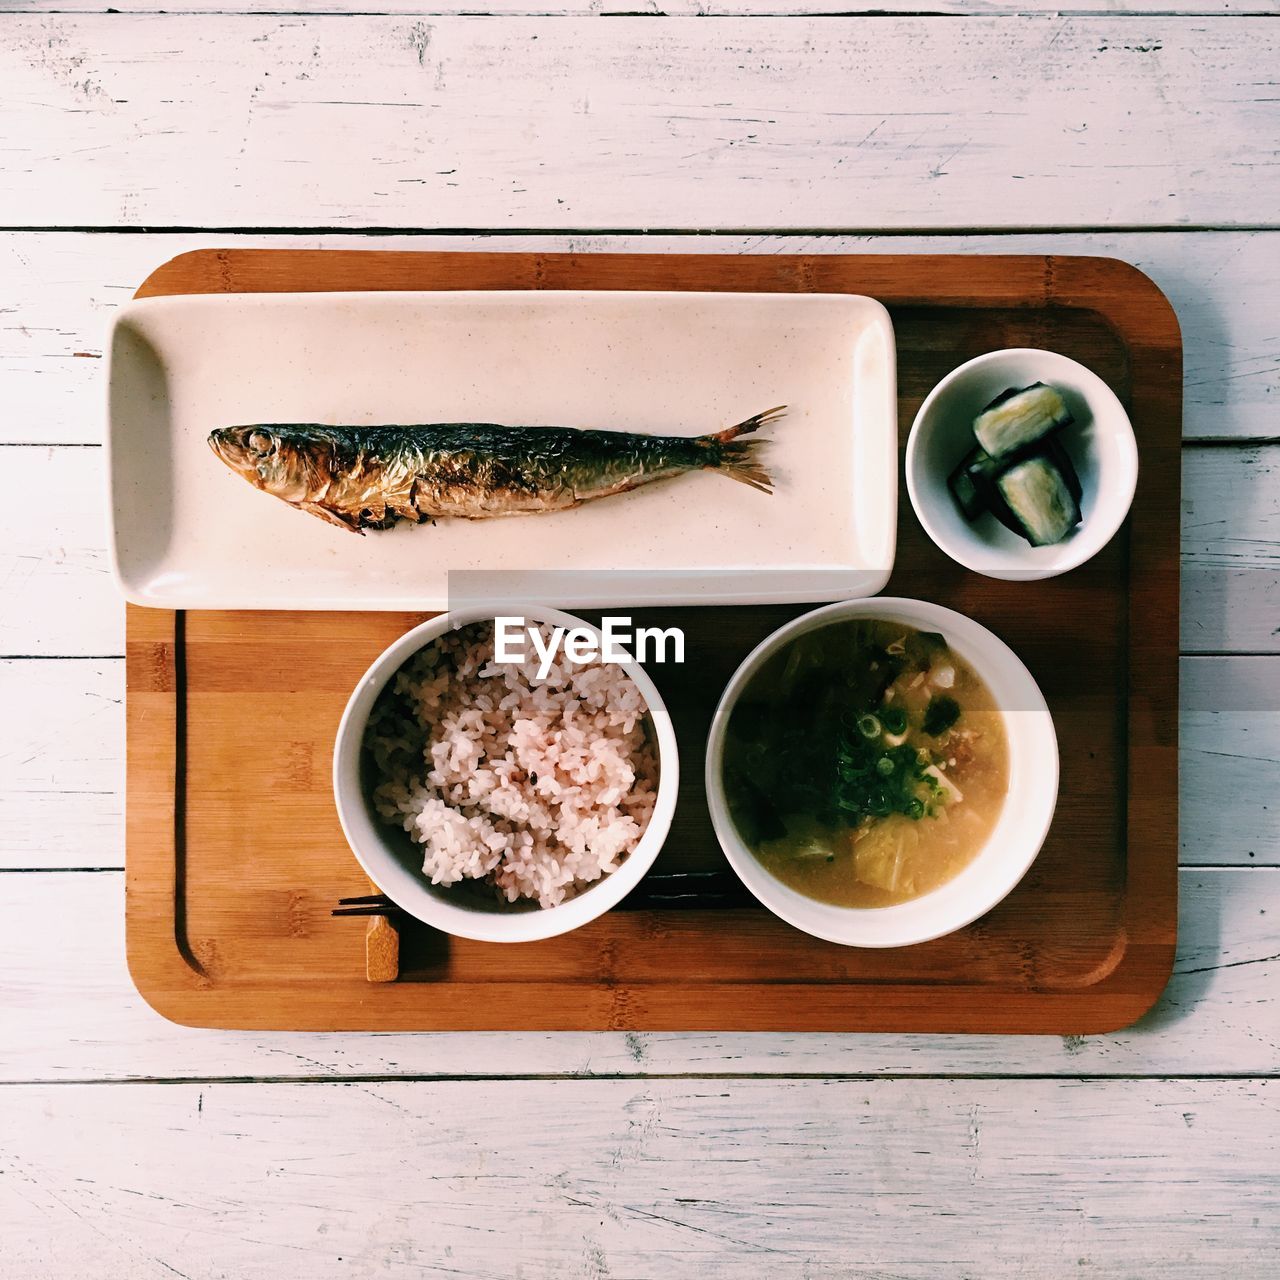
705;598;1058;948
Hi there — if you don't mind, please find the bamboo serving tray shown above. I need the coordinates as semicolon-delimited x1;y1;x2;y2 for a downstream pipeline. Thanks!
125;250;1180;1033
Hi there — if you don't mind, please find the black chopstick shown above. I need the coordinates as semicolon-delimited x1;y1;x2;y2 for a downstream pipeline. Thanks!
333;893;399;918
333;871;749;918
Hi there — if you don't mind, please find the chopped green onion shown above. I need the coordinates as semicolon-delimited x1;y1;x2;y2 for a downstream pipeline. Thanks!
856;714;881;740
875;756;895;777
880;706;908;735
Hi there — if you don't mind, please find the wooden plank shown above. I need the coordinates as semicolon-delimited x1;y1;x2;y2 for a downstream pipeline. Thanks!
1182;657;1280;865
2;868;1274;1080
1182;445;1280;654
2;654;1271;871
1;1076;1276;1278
3;442;1270;656
0;448;123;658
5;1;1262;15
0;660;123;868
3;17;1278;229
4;231;1275;446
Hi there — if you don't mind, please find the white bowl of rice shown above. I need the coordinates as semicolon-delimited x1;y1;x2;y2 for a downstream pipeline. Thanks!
333;608;678;942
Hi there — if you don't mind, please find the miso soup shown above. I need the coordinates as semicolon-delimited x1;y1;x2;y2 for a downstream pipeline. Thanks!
722;620;1009;908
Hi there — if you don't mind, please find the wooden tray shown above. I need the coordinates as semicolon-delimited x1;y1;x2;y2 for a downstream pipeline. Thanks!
125;250;1180;1033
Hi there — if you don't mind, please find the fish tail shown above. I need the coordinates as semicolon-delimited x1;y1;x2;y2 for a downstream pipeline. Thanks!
713;438;773;493
696;406;783;492
709;405;787;444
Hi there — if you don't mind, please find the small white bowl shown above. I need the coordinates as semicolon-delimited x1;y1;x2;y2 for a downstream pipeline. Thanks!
333;606;679;943
705;598;1058;948
906;348;1138;580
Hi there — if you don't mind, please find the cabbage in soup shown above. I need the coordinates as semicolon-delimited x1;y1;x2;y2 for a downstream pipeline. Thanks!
722;620;1009;908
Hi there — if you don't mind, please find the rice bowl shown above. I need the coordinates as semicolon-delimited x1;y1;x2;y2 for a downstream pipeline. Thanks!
333;608;678;942
367;620;659;908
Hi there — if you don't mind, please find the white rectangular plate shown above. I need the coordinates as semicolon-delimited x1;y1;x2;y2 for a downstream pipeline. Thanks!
107;290;896;609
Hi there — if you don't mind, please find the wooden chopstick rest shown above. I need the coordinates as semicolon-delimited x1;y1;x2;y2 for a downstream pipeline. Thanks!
339;883;400;983
364;912;401;984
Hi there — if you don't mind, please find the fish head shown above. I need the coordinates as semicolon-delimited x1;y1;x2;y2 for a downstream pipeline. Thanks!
207;425;331;503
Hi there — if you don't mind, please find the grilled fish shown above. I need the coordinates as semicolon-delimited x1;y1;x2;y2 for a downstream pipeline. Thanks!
207;407;785;533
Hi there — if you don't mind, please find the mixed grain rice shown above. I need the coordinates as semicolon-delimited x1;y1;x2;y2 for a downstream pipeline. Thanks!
365;621;658;908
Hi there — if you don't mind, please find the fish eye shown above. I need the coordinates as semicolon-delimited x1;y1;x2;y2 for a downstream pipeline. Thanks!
247;430;275;455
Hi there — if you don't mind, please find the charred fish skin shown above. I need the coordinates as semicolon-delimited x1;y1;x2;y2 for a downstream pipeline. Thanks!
207;407;784;533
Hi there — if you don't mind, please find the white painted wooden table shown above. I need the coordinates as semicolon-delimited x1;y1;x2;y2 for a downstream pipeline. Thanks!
2;3;1278;1275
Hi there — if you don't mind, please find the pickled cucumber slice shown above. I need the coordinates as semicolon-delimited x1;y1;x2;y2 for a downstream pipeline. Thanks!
974;382;1073;459
995;454;1082;546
